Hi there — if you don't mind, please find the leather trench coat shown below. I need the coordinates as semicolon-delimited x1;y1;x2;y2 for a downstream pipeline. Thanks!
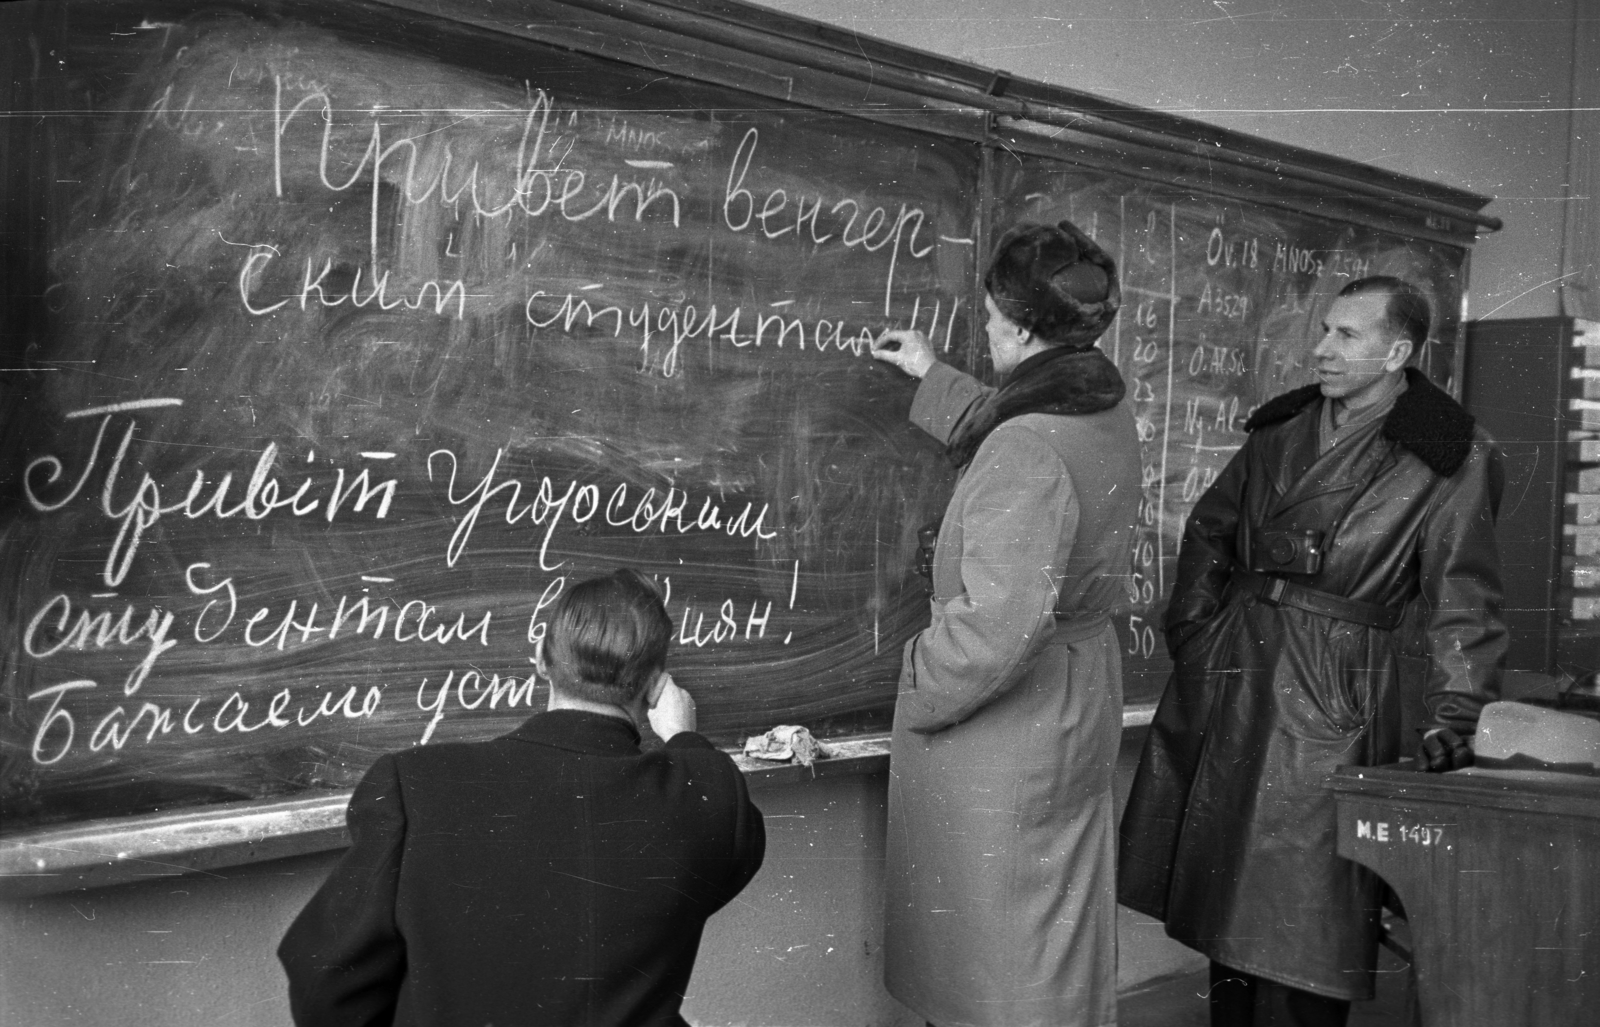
1118;374;1506;1001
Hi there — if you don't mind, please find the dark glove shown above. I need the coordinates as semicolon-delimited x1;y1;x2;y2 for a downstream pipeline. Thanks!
1416;727;1473;773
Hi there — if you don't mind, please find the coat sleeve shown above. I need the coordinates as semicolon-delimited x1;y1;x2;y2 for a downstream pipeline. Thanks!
909;361;993;446
1162;435;1250;654
1417;434;1507;732
278;754;407;1027
899;424;1079;733
663;732;767;908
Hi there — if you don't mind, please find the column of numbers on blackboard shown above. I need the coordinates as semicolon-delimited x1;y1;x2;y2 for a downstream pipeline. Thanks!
1117;201;1176;669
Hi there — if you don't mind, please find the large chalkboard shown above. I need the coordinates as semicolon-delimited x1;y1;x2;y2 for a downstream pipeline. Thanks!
0;0;1488;835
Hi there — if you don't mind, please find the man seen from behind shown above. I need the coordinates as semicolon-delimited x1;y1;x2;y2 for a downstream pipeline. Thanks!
279;568;766;1027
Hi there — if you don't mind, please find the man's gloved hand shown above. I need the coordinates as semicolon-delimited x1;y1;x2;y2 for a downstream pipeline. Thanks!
1416;727;1473;772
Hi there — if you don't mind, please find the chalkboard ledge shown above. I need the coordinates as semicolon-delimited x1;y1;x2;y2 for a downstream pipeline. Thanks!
0;704;1157;898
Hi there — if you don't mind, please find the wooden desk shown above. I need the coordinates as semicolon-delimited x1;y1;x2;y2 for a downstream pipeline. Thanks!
1329;765;1600;1026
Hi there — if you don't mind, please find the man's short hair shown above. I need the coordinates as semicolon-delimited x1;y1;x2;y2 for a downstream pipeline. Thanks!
1338;276;1431;355
546;569;670;705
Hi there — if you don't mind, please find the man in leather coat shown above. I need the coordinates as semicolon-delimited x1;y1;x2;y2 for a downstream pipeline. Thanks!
1118;276;1506;1027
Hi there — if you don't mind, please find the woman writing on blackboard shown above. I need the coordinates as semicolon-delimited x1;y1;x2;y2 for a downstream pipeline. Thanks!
872;220;1139;1027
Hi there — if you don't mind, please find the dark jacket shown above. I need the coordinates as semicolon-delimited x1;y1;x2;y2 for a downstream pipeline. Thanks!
1117;371;1505;1001
278;710;766;1027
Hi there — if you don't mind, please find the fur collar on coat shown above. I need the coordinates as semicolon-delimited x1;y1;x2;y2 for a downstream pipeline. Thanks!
1243;367;1475;477
945;346;1125;469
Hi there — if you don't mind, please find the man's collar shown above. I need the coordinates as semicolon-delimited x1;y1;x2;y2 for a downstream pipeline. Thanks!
505;709;643;755
1245;368;1476;476
1331;370;1407;428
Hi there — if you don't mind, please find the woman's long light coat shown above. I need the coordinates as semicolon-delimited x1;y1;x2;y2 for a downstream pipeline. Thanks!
884;362;1141;1027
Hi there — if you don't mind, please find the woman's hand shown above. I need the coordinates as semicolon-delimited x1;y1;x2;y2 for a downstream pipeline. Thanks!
872;328;937;379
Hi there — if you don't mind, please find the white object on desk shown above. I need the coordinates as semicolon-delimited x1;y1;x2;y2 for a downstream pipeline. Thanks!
1474;701;1600;771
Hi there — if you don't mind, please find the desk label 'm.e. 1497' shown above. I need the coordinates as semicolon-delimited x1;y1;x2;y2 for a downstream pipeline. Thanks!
1355;820;1446;846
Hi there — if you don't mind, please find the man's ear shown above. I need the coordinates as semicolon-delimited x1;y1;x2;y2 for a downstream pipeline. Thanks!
644;668;669;707
533;641;551;682
1385;337;1414;371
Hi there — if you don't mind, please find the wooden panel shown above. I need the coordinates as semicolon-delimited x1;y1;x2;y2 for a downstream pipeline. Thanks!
1332;766;1600;1026
1462;317;1570;673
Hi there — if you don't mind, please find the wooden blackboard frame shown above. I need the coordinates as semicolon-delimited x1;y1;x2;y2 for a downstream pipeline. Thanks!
0;704;1149;897
0;0;1494;890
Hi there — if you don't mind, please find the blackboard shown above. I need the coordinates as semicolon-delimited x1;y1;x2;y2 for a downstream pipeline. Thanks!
0;0;1487;836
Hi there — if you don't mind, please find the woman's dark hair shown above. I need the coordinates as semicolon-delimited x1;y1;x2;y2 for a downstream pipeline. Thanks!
1337;275;1431;354
545;568;671;705
983;219;1120;348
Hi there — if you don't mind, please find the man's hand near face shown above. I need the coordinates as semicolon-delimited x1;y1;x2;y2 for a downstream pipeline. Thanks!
646;671;697;741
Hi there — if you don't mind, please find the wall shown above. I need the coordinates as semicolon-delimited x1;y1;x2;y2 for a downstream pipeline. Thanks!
685;732;1200;1027
760;0;1593;322
1559;5;1600;321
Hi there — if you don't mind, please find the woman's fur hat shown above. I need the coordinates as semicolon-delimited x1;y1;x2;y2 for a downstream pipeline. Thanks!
983;219;1120;348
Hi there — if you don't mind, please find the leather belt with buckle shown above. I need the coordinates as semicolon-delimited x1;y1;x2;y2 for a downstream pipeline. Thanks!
1233;566;1403;631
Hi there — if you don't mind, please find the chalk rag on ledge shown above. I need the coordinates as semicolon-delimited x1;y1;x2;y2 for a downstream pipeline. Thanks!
743;725;831;767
